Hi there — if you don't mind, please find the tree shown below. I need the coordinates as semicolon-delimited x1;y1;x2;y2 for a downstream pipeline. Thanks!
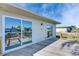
67;25;76;32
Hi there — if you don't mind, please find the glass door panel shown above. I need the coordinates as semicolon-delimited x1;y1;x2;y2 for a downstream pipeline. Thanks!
22;20;32;45
5;17;21;50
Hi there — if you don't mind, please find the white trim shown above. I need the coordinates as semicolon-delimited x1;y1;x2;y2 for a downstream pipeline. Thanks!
2;15;5;54
2;15;33;55
20;17;23;46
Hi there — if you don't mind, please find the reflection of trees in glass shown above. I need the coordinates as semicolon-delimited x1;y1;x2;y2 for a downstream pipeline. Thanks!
22;20;32;44
16;26;21;32
22;27;32;38
23;27;32;36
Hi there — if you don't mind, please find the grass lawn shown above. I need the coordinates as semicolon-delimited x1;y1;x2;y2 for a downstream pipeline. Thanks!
0;40;1;54
56;32;79;41
56;32;61;39
56;32;61;36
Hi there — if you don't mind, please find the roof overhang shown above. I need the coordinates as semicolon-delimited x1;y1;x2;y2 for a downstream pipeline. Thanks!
0;4;61;24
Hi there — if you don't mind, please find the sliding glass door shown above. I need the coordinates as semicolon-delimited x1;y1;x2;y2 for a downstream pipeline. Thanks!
4;16;32;51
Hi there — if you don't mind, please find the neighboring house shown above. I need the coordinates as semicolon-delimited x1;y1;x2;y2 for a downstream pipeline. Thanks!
56;26;68;32
56;25;76;33
0;4;60;55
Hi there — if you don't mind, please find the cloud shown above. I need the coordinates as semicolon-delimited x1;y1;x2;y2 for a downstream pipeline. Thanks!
15;3;27;8
16;3;63;20
39;4;64;20
16;3;79;26
61;4;79;26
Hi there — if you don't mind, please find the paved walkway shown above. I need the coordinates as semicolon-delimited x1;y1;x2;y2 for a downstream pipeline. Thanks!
4;38;57;56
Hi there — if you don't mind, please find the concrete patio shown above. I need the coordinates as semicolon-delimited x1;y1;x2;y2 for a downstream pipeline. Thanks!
4;38;57;56
34;39;79;56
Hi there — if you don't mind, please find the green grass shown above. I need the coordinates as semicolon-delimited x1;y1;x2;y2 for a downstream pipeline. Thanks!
57;32;79;41
56;32;61;39
56;32;79;41
56;32;61;36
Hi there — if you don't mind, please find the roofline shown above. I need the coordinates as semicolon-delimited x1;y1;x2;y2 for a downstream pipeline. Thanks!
10;4;61;24
0;3;61;24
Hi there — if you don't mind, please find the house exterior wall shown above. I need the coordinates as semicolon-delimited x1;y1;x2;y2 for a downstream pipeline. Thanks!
53;25;56;38
0;10;56;54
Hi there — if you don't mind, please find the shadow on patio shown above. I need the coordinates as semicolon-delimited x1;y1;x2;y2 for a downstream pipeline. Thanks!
4;38;57;56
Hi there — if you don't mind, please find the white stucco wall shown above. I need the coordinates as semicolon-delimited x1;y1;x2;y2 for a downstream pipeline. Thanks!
0;11;56;54
32;20;47;43
52;25;56;38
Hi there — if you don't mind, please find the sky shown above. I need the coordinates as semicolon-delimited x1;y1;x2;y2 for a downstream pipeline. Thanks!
16;3;79;27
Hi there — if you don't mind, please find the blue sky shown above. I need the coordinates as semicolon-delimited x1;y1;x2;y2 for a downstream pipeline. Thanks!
16;3;79;26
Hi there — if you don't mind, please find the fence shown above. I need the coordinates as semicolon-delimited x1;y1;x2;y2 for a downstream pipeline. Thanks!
60;32;79;40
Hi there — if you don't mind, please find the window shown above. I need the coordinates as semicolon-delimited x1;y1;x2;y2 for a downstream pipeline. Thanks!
5;17;32;50
47;25;53;38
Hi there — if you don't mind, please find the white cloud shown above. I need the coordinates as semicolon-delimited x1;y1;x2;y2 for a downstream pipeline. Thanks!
16;3;79;27
61;4;79;26
15;3;27;8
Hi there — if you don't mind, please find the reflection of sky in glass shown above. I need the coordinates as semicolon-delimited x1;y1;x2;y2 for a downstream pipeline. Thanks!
5;17;32;29
22;20;32;28
5;17;21;28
